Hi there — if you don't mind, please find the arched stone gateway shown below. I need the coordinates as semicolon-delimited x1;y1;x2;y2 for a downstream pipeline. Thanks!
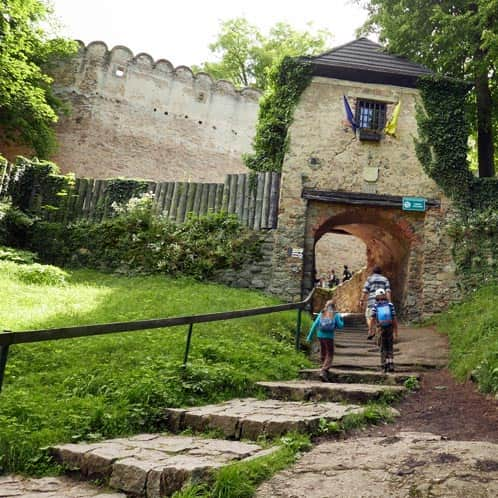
304;201;424;317
267;39;459;319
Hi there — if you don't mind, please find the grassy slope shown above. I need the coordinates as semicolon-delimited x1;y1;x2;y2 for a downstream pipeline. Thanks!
434;283;498;394
0;262;312;474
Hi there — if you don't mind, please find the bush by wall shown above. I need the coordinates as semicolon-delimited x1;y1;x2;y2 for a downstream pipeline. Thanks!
7;156;74;215
449;208;498;289
96;178;150;217
27;196;262;279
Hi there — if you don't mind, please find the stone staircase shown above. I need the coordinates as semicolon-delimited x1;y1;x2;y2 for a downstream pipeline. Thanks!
5;313;427;497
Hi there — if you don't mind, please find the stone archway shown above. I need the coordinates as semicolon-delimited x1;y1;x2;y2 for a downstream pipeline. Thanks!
303;202;425;316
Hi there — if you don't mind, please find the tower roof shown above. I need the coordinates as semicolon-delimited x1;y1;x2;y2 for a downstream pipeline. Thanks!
306;38;432;88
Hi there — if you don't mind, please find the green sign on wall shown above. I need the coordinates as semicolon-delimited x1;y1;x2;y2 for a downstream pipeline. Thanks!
402;197;426;212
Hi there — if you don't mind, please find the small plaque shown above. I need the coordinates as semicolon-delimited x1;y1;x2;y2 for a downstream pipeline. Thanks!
287;247;303;259
363;166;379;182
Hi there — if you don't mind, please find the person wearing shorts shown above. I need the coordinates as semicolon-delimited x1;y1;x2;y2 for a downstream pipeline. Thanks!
359;266;391;339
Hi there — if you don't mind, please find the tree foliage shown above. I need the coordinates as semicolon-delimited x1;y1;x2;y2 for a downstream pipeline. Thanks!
357;0;498;177
196;17;332;90
0;0;77;157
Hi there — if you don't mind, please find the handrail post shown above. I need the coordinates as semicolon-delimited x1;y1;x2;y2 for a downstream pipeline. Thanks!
183;323;194;368
295;308;302;351
0;344;10;393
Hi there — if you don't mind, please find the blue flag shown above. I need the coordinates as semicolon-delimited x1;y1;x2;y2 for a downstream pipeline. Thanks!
343;95;357;133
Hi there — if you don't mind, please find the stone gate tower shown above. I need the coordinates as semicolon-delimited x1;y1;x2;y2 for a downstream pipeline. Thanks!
268;39;458;319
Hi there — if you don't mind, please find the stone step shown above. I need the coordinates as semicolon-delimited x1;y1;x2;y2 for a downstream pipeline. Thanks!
333;346;401;356
299;368;420;385
50;434;273;497
256;380;406;403
163;398;365;440
336;330;368;336
337;330;367;334
331;356;445;371
334;336;369;343
0;475;125;497
333;349;379;357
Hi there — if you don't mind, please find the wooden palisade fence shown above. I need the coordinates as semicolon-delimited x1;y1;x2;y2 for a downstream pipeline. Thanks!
0;162;281;230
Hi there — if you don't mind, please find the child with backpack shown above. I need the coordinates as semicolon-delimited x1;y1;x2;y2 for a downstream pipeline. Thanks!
369;288;399;372
306;300;344;381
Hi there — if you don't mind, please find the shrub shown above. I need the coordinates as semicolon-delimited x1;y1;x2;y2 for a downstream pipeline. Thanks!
28;199;261;279
0;207;36;247
14;263;69;286
449;208;498;290
0;246;38;265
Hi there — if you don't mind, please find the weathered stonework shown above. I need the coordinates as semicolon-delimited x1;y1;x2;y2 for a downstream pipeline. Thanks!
1;41;261;183
314;233;366;278
212;230;275;291
269;76;459;318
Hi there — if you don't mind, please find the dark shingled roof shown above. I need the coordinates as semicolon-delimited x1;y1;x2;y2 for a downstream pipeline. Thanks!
306;38;433;88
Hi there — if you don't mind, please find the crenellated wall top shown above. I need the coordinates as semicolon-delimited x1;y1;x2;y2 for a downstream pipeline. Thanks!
69;40;262;102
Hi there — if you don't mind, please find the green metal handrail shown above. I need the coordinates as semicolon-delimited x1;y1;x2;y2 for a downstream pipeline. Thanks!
0;288;315;392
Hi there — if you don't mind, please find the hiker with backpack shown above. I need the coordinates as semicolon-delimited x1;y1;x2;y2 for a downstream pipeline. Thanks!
306;300;344;381
369;288;398;372
360;266;392;339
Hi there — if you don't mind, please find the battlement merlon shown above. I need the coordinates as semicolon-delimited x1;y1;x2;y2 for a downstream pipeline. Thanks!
50;40;262;103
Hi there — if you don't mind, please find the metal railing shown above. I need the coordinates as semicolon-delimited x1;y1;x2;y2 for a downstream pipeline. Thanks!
0;289;315;393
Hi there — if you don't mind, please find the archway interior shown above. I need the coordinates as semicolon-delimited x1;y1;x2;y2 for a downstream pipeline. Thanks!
314;210;412;311
315;232;367;283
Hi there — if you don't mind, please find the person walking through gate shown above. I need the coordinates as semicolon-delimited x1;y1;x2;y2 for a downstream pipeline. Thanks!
369;289;398;372
342;265;352;282
306;300;344;381
328;269;340;287
360;266;391;339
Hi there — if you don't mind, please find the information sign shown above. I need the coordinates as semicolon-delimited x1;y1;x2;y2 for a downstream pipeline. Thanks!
402;197;426;212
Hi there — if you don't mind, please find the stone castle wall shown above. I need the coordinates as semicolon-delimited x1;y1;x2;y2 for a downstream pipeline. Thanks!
315;233;366;279
269;76;459;318
1;41;262;183
213;230;275;291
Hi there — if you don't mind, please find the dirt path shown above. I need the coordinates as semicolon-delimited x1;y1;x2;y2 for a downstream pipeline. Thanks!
257;323;498;497
360;368;498;443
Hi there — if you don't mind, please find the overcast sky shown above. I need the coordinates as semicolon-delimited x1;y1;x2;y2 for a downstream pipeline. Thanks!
50;0;370;67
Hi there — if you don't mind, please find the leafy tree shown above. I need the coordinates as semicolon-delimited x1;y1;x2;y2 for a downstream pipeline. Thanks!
0;0;77;158
195;17;332;90
357;0;497;177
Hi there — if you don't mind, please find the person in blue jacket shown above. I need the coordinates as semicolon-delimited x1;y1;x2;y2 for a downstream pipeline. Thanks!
306;300;344;382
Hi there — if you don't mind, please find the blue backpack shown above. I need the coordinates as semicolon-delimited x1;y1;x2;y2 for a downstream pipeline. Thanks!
319;315;335;332
376;302;393;326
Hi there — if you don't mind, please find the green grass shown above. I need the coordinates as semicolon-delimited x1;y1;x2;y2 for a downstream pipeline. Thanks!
172;433;312;498
316;402;395;436
434;283;498;394
0;261;312;475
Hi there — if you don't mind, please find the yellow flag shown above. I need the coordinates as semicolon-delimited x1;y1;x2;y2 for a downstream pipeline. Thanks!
385;101;401;136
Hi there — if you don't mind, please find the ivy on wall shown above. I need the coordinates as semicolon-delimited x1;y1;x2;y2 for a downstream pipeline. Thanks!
8;156;74;215
104;178;149;208
416;75;498;287
415;76;474;206
244;56;312;172
449;208;498;289
416;75;498;211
